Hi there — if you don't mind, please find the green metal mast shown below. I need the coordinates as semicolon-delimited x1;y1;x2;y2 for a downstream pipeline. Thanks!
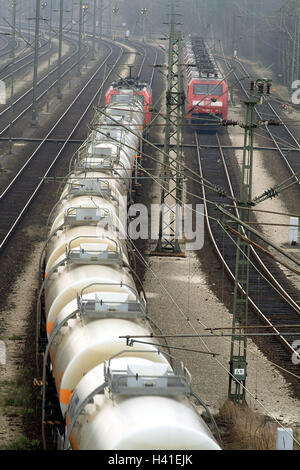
57;0;64;99
228;79;271;403
291;3;300;86
78;0;83;75
155;0;184;255
71;0;74;38
98;0;103;51
46;0;53;112
92;0;97;59
10;0;17;59
8;0;17;153
31;0;41;126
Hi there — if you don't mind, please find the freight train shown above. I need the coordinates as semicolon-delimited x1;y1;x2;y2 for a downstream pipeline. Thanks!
182;36;228;129
37;73;221;451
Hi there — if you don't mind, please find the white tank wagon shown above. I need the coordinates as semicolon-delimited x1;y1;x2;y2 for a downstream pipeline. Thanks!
37;79;222;451
64;356;221;450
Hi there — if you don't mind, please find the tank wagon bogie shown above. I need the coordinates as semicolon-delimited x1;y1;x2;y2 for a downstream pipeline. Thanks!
38;74;221;451
183;36;228;129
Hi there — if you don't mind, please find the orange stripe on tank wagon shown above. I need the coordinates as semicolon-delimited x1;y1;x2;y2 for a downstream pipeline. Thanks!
46;321;53;334
65;412;79;449
60;388;73;405
49;348;60;388
70;431;79;450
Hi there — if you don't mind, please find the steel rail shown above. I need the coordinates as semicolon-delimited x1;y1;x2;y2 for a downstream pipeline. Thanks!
128;39;158;87
215;132;300;313
0;38;159;251
237;59;300;150
0;35;10;55
0;41;117;249
0;24;49;77
0;36;91;135
195;131;299;360
0;36;48;81
0;35;14;59
220;56;300;187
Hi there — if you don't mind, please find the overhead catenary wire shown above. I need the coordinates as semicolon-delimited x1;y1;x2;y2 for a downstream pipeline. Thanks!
92;106;300;215
217;205;300;270
206;324;300;330
73;117;300;279
243;222;299;227
69;127;229;212
122;332;300;339
217;218;300;315
92;108;242;203
139;154;300;277
225;224;300;275
48;45;298;440
137;160;300;277
75;106;300;284
253;170;300;205
124;232;300;447
89;139;227;205
224;205;300;219
124;339;219;356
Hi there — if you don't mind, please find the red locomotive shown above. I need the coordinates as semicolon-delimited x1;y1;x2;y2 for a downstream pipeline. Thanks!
182;36;228;129
105;73;152;126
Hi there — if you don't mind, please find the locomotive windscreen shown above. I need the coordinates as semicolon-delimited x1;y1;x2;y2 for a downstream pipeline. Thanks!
193;84;223;96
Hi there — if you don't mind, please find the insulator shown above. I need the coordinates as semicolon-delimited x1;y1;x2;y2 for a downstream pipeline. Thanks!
258;82;264;94
267;120;280;126
221;119;239;126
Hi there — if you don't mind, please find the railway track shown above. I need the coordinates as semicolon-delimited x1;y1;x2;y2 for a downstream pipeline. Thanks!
0;38;159;252
0;34;10;55
218;54;300;191
126;39;158;85
0;24;51;78
0;37;162;451
0;36;48;81
0;35;17;60
0;34;90;136
194;130;300;382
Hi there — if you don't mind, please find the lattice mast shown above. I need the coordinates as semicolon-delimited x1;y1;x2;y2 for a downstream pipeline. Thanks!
228;79;272;403
155;0;184;254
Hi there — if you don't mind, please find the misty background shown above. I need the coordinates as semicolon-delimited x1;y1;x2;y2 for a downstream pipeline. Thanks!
0;0;299;87
118;0;300;88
